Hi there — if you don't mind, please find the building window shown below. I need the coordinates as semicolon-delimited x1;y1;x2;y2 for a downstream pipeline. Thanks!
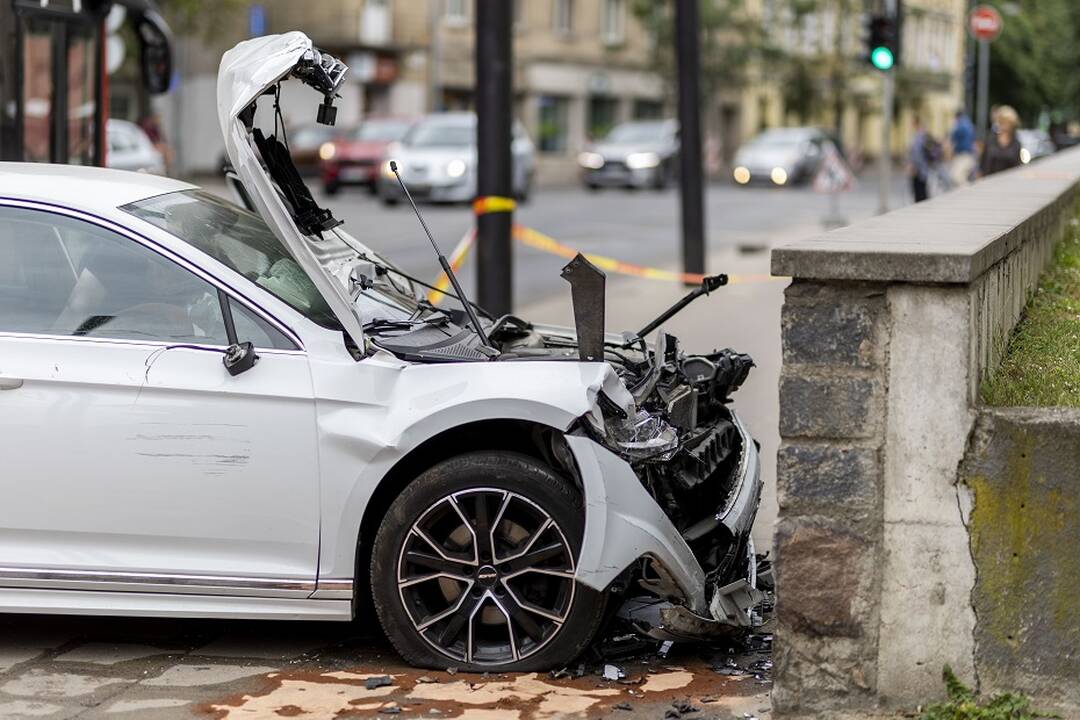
602;0;625;45
633;99;663;120
446;0;468;25
537;95;569;154
588;96;618;140
554;0;573;35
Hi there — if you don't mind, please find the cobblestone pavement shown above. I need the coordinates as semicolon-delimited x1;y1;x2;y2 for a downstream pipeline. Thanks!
0;613;772;719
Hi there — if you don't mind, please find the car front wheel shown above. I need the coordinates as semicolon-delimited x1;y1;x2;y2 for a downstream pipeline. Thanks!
370;452;607;671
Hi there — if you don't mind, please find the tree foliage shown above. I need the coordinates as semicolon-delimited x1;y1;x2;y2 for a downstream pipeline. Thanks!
630;0;776;105
984;0;1080;123
157;0;246;41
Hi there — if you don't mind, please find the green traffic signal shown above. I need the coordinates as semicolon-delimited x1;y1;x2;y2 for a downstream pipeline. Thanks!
871;46;895;71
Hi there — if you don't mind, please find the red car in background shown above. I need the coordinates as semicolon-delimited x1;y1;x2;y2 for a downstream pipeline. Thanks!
320;117;415;195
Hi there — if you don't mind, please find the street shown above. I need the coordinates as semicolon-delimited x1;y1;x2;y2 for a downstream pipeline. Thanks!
311;177;910;307
0;176;908;719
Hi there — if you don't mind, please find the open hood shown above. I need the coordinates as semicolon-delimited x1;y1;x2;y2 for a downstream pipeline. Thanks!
217;32;365;348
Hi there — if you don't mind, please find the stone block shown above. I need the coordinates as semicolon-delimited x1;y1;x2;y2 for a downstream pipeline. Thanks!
779;374;881;439
782;284;886;368
777;442;881;516
773;519;879;639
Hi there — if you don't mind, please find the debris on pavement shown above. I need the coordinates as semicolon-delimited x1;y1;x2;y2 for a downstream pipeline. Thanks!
366;675;394;689
603;664;625;681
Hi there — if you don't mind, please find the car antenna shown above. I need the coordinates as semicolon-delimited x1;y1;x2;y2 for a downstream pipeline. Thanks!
388;160;492;348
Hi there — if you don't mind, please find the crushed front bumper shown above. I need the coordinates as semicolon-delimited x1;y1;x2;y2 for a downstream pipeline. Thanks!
567;412;764;629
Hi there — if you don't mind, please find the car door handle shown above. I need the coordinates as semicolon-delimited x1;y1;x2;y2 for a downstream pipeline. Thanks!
0;377;24;390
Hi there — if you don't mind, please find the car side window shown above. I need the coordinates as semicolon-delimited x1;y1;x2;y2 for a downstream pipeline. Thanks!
228;298;297;350
0;206;229;345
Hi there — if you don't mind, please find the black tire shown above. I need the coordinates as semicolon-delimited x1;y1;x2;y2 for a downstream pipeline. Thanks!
324;182;340;196
382;195;399;207
371;451;607;672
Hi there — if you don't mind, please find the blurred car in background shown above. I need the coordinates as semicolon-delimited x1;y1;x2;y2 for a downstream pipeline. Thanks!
732;127;834;187
289;124;340;175
106;119;165;175
1018;129;1056;165
377;112;535;205
319;117;415;195
577;119;679;190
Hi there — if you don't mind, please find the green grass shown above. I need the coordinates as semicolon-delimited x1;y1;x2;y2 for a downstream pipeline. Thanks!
981;214;1080;407
919;666;1057;720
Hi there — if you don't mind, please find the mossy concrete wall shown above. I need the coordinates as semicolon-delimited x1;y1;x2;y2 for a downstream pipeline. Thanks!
961;408;1080;712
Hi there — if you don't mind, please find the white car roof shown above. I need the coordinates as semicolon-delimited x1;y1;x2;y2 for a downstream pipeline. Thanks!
0;162;195;211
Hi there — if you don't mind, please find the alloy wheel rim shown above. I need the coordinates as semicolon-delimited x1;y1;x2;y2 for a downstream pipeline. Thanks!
396;488;576;665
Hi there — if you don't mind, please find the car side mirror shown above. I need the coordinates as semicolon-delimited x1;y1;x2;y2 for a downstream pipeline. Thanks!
223;342;259;376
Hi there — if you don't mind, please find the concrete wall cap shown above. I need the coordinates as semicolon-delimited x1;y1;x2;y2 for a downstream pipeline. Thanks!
771;146;1080;283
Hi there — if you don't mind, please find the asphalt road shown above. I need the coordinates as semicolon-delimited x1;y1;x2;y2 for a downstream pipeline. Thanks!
311;175;911;307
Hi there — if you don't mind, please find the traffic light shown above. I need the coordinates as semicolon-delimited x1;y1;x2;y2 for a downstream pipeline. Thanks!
866;10;902;71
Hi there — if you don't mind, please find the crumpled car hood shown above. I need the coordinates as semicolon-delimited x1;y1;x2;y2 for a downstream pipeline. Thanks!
217;32;367;349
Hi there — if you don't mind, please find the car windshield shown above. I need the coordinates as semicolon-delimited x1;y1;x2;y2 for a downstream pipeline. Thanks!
606;122;667;143
353;120;412;142
123;191;421;330
405;122;474;148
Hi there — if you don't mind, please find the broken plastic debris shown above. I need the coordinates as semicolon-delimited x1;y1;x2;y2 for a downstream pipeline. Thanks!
365;675;394;690
602;664;625;681
658;640;674;657
416;676;437;684
613;702;633;712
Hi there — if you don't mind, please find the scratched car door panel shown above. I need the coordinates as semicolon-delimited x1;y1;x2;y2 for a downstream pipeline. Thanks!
0;206;319;594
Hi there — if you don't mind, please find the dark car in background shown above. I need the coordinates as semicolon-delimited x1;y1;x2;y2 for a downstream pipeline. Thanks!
288;124;341;176
577;119;679;190
731;127;834;187
320;117;415;195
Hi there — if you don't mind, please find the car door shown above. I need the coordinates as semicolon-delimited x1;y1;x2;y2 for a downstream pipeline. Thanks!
0;204;320;596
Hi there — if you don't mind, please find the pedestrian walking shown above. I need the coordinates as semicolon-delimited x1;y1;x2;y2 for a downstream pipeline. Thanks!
980;105;1022;177
949;110;976;186
907;116;937;203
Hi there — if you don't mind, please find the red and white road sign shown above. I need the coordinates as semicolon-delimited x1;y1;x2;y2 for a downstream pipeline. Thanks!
813;142;854;194
968;5;1003;42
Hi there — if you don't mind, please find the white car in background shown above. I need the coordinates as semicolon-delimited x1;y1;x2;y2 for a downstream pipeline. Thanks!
0;33;764;672
377;112;536;205
106;118;165;175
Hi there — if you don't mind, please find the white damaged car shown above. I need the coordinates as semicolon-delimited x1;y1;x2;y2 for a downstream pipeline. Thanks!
0;33;764;671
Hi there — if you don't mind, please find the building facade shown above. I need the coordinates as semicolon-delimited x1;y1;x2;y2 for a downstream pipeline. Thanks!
160;0;967;179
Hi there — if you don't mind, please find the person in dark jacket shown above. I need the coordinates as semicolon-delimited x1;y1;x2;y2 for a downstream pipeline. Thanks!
980;105;1022;176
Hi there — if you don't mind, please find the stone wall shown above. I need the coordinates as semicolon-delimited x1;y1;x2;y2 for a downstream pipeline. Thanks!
770;147;1080;717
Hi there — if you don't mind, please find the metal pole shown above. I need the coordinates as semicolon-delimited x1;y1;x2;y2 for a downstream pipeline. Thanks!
964;0;977;117
428;0;442;112
877;0;896;215
975;39;990;144
877;70;893;214
474;0;513;315
675;0;706;280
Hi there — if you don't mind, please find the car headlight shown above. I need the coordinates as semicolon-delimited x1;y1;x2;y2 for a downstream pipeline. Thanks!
733;166;751;184
577;151;604;170
770;167;788;185
318;142;336;161
626;152;661;170
1020;148;1032;164
446;158;467;178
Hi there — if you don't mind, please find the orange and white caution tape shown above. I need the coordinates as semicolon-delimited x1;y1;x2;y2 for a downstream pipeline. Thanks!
512;225;782;285
426;228;476;305
472;195;517;215
427;223;782;305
